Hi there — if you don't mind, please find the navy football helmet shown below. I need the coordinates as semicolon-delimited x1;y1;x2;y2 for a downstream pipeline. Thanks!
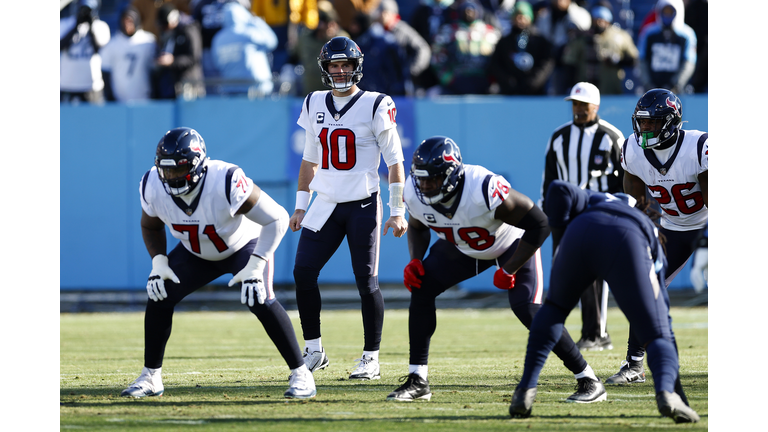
317;36;364;91
155;127;208;196
411;136;464;205
632;88;683;149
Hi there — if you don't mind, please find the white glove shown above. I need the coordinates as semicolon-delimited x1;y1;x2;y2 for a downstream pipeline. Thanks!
690;248;708;294
147;254;180;302
229;255;267;307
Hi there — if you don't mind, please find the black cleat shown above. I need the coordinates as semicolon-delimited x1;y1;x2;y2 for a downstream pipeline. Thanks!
509;387;537;418
576;334;613;351
386;373;431;401
605;359;645;384
566;378;607;403
656;391;700;423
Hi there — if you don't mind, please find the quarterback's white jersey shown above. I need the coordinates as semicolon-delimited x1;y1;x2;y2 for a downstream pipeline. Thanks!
100;29;157;102
140;160;261;261
60;16;111;92
621;130;708;231
404;164;525;260
297;89;404;203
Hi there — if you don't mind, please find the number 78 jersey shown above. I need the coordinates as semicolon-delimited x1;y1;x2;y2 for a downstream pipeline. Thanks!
404;164;524;260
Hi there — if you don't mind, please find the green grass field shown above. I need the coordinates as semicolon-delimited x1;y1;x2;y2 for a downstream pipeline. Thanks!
60;306;708;431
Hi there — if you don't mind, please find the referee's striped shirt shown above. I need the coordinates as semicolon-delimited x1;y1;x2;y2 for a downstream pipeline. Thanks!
539;115;625;210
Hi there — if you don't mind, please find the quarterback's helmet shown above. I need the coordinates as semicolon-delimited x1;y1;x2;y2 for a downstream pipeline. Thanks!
155;127;208;196
411;136;465;205
317;36;364;91
632;88;683;149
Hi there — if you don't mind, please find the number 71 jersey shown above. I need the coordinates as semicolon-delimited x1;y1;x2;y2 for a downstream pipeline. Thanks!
139;160;261;261
621;129;708;231
404;164;524;260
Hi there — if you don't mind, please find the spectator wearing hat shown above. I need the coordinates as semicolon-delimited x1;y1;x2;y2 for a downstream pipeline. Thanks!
636;0;697;94
488;1;554;95
101;6;157;102
538;82;625;353
561;4;638;95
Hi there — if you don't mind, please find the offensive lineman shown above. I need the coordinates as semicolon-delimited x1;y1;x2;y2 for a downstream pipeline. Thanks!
386;136;605;404
289;36;408;381
605;88;708;386
121;127;316;399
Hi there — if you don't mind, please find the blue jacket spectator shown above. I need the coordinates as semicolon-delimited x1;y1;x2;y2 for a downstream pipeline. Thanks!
211;2;278;96
636;0;697;94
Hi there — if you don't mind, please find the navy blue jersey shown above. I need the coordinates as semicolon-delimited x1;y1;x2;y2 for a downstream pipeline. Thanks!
545;180;664;269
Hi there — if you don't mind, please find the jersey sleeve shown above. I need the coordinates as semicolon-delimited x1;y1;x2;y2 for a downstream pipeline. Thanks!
373;96;403;167
227;167;254;217
298;93;320;163
698;133;708;173
483;174;512;212
372;95;398;136
139;169;158;217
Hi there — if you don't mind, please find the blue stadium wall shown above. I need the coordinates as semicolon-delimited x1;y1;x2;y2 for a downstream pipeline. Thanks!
60;94;708;292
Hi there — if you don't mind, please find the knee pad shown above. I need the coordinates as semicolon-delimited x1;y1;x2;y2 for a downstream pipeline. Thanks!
293;266;320;292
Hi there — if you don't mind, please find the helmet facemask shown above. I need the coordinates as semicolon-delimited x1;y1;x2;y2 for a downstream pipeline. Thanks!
319;58;363;92
155;128;208;196
632;112;680;150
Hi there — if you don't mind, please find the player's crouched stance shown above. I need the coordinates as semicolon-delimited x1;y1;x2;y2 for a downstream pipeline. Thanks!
120;127;315;400
386;137;605;404
509;181;699;423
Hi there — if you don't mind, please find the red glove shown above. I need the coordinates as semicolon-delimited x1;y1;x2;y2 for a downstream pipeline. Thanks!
404;259;425;292
493;267;516;290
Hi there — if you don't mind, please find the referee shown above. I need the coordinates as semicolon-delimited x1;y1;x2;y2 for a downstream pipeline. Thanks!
538;82;624;351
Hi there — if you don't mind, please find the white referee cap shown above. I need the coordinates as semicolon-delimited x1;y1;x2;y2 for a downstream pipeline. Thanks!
565;82;600;105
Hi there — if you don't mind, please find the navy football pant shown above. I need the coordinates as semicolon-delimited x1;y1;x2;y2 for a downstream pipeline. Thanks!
407;238;586;374
143;238;304;370
623;227;705;361
518;211;681;395
293;193;384;351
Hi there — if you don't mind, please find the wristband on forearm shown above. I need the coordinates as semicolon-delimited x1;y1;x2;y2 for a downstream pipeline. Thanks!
295;190;311;211
388;182;405;217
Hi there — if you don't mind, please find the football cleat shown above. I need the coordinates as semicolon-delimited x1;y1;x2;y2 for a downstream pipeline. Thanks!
120;367;164;398
509;387;537;418
656;391;699;423
605;359;646;384
386;373;431;401
349;355;380;380
566;378;607;403
284;366;317;399
302;348;330;372
575;334;613;351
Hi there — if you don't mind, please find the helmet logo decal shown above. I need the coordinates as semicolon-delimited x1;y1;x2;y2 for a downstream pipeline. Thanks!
665;97;679;114
442;150;458;164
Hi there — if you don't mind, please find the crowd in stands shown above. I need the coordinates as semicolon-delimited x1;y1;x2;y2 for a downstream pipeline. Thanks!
60;0;707;104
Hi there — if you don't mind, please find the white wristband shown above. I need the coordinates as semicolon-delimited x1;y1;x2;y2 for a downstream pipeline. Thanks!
295;191;311;211
388;182;405;217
